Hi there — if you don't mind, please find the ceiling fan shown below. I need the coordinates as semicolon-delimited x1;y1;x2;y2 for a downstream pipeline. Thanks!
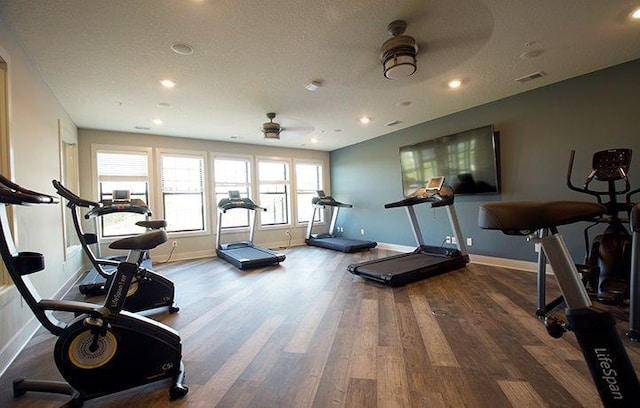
381;20;418;80
262;112;281;140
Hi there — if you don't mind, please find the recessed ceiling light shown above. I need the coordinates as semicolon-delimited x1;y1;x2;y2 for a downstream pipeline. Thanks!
448;79;462;89
160;79;176;88
632;7;640;19
310;137;319;144
360;116;371;124
171;42;194;55
152;119;163;125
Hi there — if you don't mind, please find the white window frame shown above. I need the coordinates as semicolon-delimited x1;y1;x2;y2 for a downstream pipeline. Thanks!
90;144;153;241
257;156;292;229
156;149;208;236
0;58;10;287
293;159;325;227
212;154;253;231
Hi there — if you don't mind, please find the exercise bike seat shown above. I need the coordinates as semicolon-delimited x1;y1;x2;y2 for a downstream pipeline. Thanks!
109;229;168;251
136;220;167;230
479;201;606;235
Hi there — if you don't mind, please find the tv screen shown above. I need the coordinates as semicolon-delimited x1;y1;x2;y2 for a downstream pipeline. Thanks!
399;125;500;196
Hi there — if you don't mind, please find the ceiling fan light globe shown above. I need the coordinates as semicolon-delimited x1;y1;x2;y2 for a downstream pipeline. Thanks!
381;34;418;80
262;121;281;139
263;131;280;139
383;54;417;79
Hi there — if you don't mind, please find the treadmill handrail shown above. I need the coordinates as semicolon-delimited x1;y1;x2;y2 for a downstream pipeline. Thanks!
385;193;453;209
312;196;353;208
85;199;151;218
217;198;266;212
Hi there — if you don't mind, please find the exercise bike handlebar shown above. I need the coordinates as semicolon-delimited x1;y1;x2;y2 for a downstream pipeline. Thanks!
0;174;58;205
567;150;632;199
566;150;600;199
52;179;101;209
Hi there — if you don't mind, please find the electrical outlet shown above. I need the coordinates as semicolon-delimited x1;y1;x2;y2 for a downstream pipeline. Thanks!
466;237;473;246
445;236;451;244
360;228;365;235
285;230;291;237
451;237;457;245
172;241;178;248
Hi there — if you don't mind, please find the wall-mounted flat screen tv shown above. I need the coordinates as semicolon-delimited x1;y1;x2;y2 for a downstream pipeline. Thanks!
399;125;500;196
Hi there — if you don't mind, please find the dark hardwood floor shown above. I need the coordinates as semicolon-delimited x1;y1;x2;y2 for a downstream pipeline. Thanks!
1;245;638;407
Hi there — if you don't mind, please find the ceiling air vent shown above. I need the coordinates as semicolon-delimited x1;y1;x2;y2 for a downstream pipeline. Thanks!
514;71;546;83
385;120;402;127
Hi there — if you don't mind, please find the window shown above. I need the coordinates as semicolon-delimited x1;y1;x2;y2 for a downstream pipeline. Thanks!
213;157;252;229
95;149;150;238
258;158;290;226
160;153;205;233
295;162;324;224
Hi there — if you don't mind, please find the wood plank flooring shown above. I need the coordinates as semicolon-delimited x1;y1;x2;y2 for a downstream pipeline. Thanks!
1;245;639;407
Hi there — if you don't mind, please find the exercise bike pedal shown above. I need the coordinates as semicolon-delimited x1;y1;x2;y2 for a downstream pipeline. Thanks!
544;315;567;339
597;278;628;306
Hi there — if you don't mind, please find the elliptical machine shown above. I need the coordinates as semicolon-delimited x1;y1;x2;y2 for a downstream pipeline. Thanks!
53;180;179;315
566;149;638;304
0;174;188;406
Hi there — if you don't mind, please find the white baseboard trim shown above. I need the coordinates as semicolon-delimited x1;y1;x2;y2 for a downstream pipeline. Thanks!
0;264;85;379
0;313;39;379
157;249;216;264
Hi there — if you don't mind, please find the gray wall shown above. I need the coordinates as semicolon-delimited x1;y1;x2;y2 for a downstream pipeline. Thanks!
330;59;640;263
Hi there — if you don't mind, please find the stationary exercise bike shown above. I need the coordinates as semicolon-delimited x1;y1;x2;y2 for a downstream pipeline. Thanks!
567;149;638;304
53;180;179;315
0;174;188;406
479;200;640;407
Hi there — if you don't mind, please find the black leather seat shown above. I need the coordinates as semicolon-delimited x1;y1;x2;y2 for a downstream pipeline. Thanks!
478;201;606;235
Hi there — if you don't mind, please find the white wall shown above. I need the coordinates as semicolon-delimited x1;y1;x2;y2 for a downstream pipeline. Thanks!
0;19;82;376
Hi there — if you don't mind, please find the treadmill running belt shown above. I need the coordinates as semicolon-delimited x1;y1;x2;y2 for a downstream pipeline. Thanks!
217;245;285;269
349;253;466;287
306;236;376;253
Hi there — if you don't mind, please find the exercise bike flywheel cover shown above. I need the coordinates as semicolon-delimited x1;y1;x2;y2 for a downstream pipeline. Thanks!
68;329;118;369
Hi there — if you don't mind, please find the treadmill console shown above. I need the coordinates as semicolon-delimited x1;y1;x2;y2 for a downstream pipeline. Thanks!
112;189;131;203
228;190;241;199
316;190;326;198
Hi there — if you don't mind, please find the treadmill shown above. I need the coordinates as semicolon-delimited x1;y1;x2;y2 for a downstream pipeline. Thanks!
216;190;286;269
348;178;469;286
305;190;377;253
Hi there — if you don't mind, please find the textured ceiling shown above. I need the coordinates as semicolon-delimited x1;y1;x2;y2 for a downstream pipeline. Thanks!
1;0;639;151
